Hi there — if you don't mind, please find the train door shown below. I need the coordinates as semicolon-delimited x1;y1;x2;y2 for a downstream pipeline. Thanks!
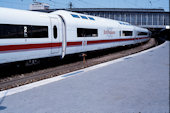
134;31;138;43
82;38;87;52
134;27;139;44
58;15;67;58
51;18;60;54
77;28;87;52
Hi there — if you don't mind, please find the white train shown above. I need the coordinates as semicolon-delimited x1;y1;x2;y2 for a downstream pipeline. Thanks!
0;7;150;65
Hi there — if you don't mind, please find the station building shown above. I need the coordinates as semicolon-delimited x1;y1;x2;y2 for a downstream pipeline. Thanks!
71;8;169;29
33;8;169;30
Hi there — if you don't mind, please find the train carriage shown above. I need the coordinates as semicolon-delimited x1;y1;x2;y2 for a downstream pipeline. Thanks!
0;7;150;65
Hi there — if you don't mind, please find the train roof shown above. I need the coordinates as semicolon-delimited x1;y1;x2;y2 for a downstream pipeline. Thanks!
51;10;122;28
0;7;53;25
134;26;149;32
0;7;148;32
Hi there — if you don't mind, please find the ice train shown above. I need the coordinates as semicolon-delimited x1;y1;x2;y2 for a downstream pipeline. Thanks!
0;7;150;65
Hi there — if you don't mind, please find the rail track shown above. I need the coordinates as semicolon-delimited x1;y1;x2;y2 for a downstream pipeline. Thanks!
0;38;157;91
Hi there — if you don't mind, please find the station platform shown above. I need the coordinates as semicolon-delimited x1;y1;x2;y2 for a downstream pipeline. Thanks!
0;42;169;113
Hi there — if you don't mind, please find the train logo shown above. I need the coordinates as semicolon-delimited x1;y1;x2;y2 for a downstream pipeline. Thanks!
104;28;115;38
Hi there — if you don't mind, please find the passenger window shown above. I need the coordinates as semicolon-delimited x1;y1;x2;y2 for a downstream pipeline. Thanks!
77;28;98;37
53;26;57;39
0;24;24;38
122;31;133;36
31;26;48;38
138;32;148;36
0;24;48;39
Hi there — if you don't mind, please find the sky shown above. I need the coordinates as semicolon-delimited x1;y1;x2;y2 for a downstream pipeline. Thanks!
0;0;169;11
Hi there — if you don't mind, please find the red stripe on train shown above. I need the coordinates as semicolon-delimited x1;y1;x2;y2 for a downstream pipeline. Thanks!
0;43;62;52
0;37;148;52
87;38;135;45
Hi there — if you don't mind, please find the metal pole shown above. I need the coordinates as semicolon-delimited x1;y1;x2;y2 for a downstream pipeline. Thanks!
130;13;131;24
136;13;137;25
152;13;153;26
146;13;148;26
141;14;142;26
163;14;165;25
157;14;159;25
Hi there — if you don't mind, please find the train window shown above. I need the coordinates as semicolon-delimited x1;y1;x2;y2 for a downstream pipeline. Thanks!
0;24;48;39
71;14;80;18
53;26;57;39
77;28;98;37
88;17;95;20
138;32;148;36
80;16;88;19
31;26;48;38
122;31;133;36
0;24;24;38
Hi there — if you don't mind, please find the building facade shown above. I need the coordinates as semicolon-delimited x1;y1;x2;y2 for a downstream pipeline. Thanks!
70;8;169;29
33;8;169;29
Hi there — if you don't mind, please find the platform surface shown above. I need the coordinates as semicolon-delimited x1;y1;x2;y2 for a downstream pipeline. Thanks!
0;42;169;113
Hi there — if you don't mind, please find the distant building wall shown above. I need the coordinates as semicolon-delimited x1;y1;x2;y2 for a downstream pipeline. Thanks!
71;8;169;29
33;8;169;29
